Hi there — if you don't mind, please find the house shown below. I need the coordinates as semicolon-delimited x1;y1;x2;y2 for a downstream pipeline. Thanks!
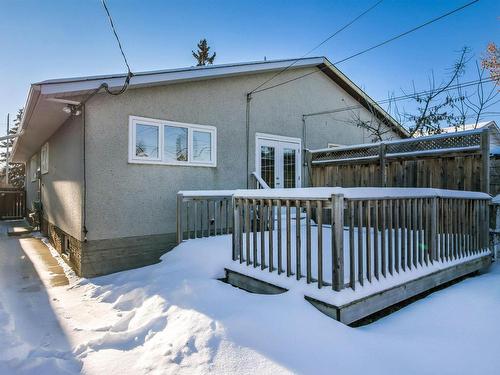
11;56;408;277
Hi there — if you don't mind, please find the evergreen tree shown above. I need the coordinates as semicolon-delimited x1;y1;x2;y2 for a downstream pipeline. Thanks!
192;39;216;66
0;108;25;188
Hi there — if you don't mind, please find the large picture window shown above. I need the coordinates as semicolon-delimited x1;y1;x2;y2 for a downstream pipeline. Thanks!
129;116;216;167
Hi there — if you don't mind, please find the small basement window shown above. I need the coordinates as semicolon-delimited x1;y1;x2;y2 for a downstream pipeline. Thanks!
41;143;49;174
129;116;216;167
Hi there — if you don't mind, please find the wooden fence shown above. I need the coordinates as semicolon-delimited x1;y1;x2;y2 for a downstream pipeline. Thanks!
309;128;490;193
177;191;234;243
231;188;491;292
0;189;26;219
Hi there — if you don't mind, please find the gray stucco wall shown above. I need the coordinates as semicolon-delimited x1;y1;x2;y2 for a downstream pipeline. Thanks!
84;67;401;241
25;115;84;240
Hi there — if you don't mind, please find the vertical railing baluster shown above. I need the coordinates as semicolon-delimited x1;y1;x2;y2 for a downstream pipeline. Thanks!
401;199;406;271
430;197;437;263
245;199;251;266
418;198;423;266
406;198;412;270
394;199;400;273
277;199;283;274
357;200;364;286
374;200;380;280
412;198;418;268
238;199;244;262
306;200;312;284
268;199;274;272
366;200;372;282
260;199;266;270
176;193;183;244
295;199;301;280
349;200;355;290
381;199;387;277
317;200;323;288
286;200;292;277
253;199;258;268
388;199;393;276
332;194;344;291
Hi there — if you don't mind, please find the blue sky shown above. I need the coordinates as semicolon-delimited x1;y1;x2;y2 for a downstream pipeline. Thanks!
0;0;498;132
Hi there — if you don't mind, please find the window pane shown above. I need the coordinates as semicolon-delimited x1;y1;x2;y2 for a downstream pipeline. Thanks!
135;124;159;158
283;148;296;188
164;126;188;162
260;146;275;188
193;131;212;162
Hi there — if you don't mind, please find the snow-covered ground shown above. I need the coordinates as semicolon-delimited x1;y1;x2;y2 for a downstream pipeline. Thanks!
1;233;500;374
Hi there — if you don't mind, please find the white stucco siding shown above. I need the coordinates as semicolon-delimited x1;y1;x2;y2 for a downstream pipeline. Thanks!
84;67;402;240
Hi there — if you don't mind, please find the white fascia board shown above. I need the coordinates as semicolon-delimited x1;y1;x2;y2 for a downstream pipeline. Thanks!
39;57;326;96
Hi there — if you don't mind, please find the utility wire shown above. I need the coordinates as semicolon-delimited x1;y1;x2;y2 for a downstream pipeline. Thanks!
100;0;133;95
303;77;496;118
249;0;384;94
254;0;479;95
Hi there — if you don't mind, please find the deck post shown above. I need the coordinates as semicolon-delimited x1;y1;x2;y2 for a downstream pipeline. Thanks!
332;194;344;291
176;193;183;244
232;197;239;261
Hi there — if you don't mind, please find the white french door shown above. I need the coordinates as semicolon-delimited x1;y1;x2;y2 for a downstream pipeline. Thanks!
256;134;301;188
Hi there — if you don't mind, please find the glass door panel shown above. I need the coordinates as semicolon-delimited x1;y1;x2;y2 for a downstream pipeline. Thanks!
260;145;276;188
283;148;296;188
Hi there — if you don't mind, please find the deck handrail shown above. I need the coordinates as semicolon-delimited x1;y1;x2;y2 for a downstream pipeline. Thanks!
176;191;234;244
251;172;271;189
231;188;491;292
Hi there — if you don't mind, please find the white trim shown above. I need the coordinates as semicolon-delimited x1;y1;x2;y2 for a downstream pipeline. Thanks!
255;133;302;188
255;132;301;145
327;143;344;148
128;115;217;167
38;57;326;95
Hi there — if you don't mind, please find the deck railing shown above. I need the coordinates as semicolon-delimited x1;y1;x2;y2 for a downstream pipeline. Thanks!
231;188;491;292
177;191;234;244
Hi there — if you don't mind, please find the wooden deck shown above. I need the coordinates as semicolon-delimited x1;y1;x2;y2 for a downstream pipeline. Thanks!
177;187;492;325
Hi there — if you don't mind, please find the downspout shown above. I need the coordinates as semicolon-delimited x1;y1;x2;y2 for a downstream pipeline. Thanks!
245;93;252;188
302;115;307;187
82;105;88;242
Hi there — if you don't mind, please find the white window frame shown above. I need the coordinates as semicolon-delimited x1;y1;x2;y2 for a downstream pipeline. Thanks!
30;154;38;182
128;116;217;167
327;143;345;148
41;143;49;174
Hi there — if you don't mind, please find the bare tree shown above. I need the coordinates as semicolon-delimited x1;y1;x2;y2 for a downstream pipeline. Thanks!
403;48;469;136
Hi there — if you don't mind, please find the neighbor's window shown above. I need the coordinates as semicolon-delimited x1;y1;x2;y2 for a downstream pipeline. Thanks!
41;143;49;174
129;116;216;166
30;155;38;182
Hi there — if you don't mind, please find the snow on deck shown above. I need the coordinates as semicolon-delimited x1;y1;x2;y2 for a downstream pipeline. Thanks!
233;187;491;200
1;232;499;374
227;220;491;306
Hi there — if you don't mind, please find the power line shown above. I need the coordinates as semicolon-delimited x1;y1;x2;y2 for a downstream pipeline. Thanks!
100;0;133;95
249;0;384;94
253;0;480;95
101;0;132;74
303;77;497;118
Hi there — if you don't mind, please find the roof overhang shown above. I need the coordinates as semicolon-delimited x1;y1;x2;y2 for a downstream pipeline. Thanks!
11;57;408;162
